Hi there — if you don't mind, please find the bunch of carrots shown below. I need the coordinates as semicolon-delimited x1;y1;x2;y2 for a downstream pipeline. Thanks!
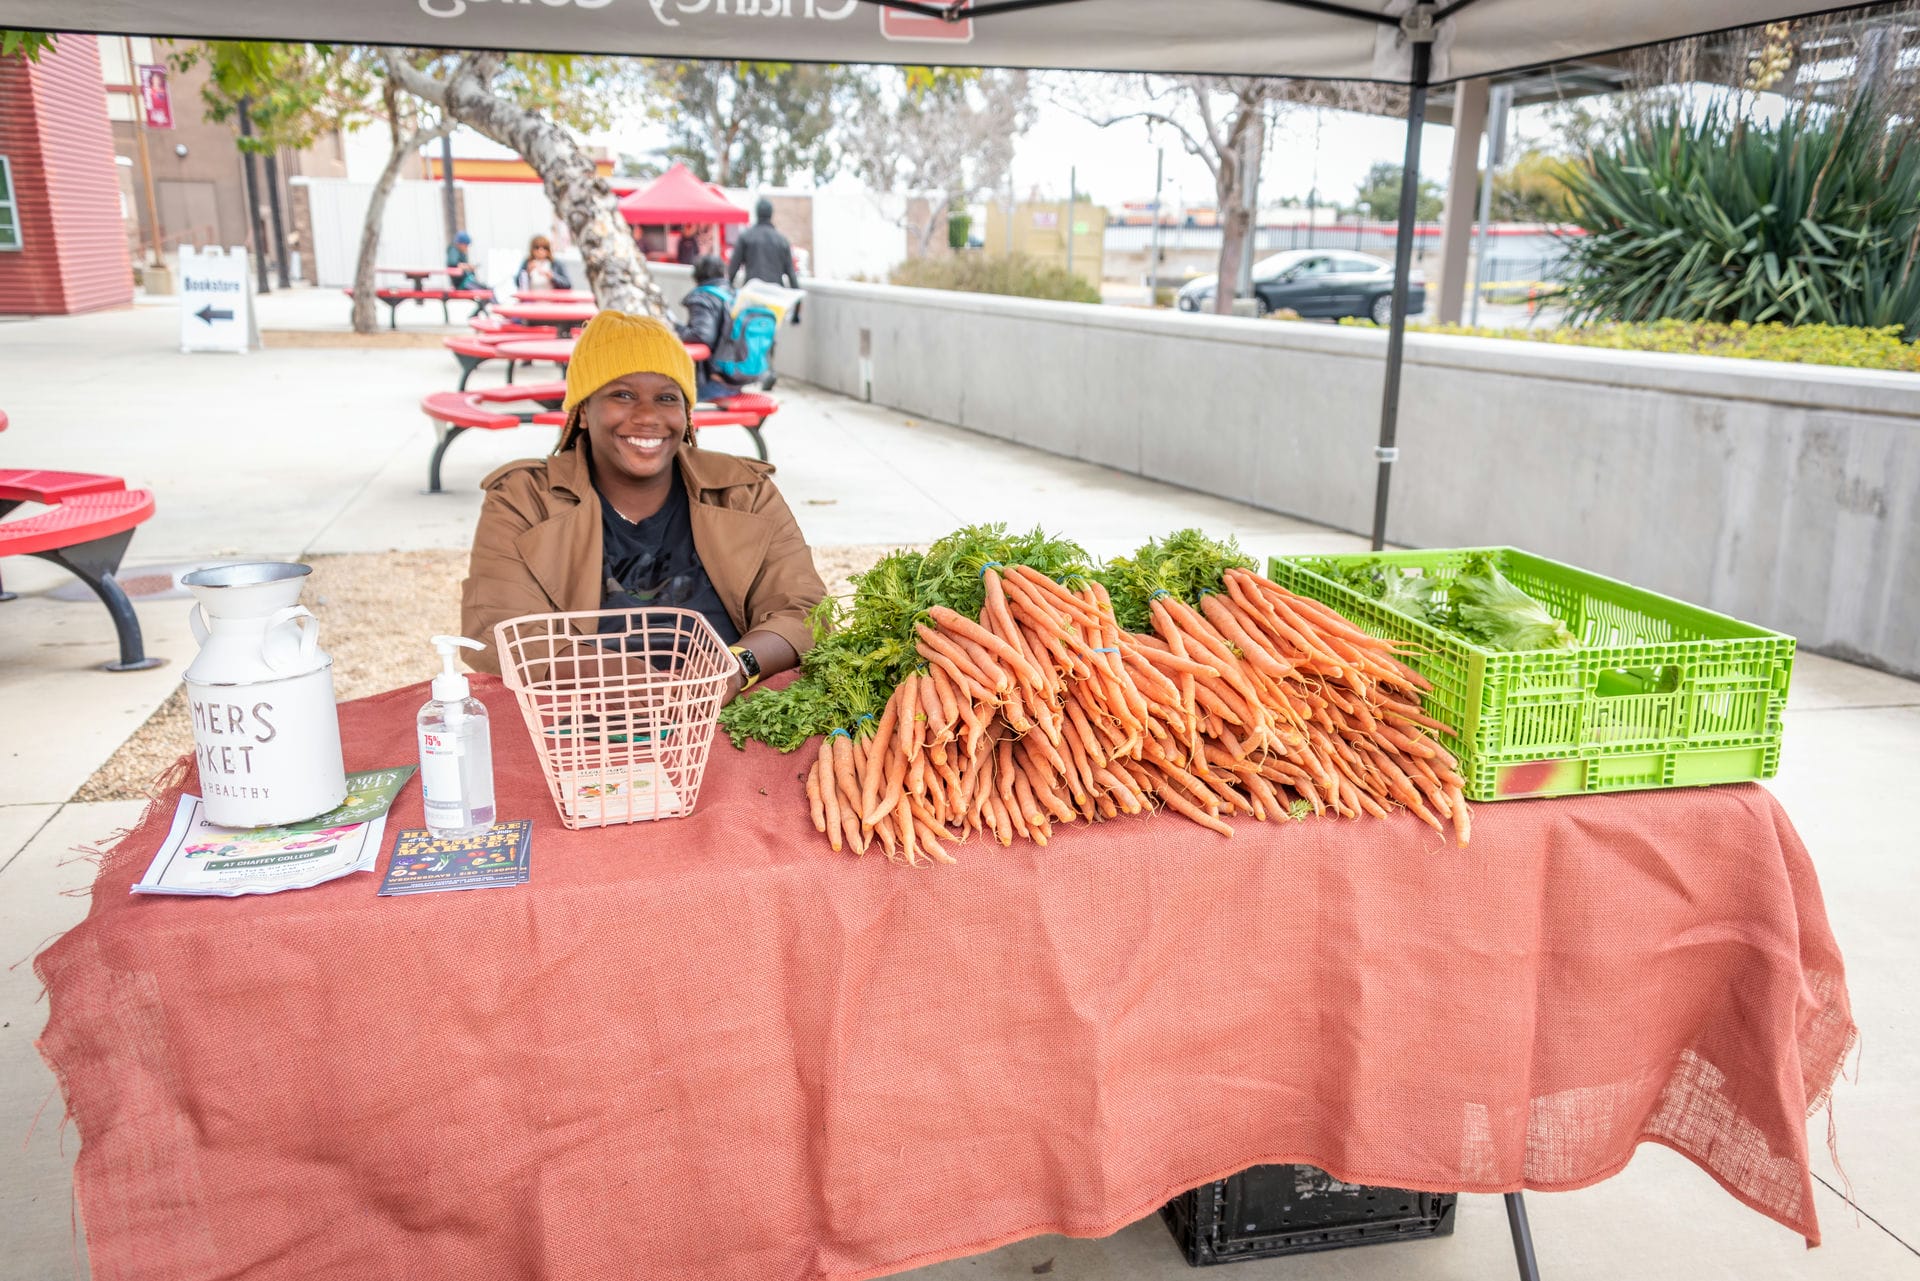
803;562;1471;866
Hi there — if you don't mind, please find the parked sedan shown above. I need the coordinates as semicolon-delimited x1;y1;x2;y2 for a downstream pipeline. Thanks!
1175;249;1425;324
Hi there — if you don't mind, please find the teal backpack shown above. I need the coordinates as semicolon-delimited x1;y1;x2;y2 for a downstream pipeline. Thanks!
698;283;778;382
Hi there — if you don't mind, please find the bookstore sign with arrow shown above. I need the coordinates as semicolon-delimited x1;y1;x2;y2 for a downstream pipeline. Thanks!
179;246;257;354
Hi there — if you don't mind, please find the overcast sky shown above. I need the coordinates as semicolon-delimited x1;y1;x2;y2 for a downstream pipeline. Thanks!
591;83;1571;211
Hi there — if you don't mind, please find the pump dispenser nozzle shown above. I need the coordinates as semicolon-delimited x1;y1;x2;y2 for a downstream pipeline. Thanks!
431;635;486;703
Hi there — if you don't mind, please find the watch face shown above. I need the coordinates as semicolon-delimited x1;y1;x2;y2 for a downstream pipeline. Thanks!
734;646;761;679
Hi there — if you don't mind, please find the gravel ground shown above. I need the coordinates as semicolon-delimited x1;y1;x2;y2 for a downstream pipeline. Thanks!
75;544;906;802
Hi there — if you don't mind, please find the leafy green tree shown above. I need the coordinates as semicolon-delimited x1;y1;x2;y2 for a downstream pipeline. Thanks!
175;42;646;328
842;67;1031;257
0;30;57;61
646;60;843;187
1491;150;1576;223
1354;161;1442;222
387;52;663;316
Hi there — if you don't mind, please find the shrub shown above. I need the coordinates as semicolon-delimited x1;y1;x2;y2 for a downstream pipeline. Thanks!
1558;101;1920;334
890;253;1101;305
1353;317;1920;373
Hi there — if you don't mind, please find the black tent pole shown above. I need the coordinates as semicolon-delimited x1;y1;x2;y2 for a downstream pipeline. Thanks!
1370;32;1431;551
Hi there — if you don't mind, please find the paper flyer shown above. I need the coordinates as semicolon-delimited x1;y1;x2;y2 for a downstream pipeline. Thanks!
131;767;415;897
377;821;533;896
554;761;683;824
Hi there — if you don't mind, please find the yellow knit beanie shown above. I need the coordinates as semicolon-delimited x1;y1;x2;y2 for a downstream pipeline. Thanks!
561;310;698;417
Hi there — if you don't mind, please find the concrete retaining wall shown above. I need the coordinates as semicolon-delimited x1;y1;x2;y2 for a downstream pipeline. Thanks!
773;280;1920;677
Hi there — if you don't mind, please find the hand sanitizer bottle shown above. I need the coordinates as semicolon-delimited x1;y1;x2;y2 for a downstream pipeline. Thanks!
418;636;495;838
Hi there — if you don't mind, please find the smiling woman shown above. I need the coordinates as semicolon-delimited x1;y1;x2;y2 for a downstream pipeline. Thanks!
458;311;826;702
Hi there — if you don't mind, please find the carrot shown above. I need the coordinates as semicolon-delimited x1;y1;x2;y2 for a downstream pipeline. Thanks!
894;673;919;762
927;663;961;742
832;733;869;853
1155;785;1234;837
865;689;902;798
915;818;957;865
1132;640;1220;680
818;735;843;853
918;624;1003;692
1447;783;1471;848
1199;593;1292;679
1012;771;1049;831
865;744;911;827
929;606;1047;691
806;759;826;833
1093;766;1144;814
896;799;919;866
987;793;1016;847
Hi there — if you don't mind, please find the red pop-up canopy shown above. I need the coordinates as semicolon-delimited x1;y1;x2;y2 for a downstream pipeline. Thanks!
617;164;750;228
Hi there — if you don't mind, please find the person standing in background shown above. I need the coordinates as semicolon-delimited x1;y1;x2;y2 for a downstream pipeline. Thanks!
727;200;797;390
728;200;797;291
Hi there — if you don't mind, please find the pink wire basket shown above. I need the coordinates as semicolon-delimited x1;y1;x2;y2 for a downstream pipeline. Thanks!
494;607;735;830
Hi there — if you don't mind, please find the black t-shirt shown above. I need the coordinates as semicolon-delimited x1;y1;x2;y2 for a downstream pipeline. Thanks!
596;462;741;650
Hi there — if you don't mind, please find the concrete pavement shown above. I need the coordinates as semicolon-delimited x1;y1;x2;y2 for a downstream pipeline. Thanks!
1;291;1915;1279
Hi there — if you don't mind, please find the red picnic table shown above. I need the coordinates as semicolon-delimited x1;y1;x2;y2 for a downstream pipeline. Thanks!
493;338;708;364
491;301;598;337
512;289;593;304
33;676;1854;1281
377;266;454;288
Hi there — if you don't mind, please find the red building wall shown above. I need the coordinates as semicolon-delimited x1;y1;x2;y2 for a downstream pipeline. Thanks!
0;36;133;315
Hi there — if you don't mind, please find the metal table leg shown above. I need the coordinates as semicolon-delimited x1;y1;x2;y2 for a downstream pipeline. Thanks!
1505;1192;1542;1281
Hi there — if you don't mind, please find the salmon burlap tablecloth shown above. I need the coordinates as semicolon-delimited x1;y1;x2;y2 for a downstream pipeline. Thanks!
37;677;1854;1280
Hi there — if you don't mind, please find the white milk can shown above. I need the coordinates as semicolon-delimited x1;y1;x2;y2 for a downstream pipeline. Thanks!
180;562;347;827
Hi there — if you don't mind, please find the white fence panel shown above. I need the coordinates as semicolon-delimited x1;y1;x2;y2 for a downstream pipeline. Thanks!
299;178;573;289
302;178;448;288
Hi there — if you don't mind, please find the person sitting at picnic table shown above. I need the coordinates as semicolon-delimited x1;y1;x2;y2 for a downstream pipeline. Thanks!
445;230;493;315
460;311;824;702
676;255;752;404
514;234;572;293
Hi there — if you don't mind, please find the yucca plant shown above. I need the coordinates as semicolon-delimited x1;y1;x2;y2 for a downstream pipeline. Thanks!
1558;100;1920;336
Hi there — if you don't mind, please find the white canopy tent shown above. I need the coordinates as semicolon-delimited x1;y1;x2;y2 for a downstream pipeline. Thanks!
19;0;1875;551
23;0;1866;83
7;1;1884;1270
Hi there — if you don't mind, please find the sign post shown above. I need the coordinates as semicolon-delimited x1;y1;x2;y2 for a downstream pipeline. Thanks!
179;246;256;354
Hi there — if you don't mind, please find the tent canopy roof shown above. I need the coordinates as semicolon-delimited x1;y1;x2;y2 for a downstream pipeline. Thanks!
33;0;1861;86
617;164;750;226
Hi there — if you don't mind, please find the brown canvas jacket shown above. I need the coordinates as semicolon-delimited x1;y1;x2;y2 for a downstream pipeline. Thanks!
459;441;826;675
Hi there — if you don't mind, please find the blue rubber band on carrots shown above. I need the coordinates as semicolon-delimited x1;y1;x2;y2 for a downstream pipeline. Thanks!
1091;646;1119;653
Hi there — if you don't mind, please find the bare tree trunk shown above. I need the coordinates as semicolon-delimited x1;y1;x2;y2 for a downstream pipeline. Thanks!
1212;88;1265;316
1213;141;1248;315
911;202;944;257
351;100;449;334
390;53;664;317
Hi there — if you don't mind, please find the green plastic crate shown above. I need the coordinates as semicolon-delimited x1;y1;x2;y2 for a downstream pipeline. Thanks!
1267;547;1795;801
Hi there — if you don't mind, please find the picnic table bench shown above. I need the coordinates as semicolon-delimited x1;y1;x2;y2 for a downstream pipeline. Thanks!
0;467;161;671
419;388;780;492
345;285;495;329
443;329;561;390
490;302;597;337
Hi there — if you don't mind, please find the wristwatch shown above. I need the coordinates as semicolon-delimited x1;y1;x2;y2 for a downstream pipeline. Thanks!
729;644;762;691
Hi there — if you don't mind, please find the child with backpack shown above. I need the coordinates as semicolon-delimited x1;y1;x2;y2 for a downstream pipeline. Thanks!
678;255;780;402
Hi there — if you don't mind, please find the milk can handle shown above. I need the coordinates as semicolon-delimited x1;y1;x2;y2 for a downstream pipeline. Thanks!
190;603;211;644
262;605;319;675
